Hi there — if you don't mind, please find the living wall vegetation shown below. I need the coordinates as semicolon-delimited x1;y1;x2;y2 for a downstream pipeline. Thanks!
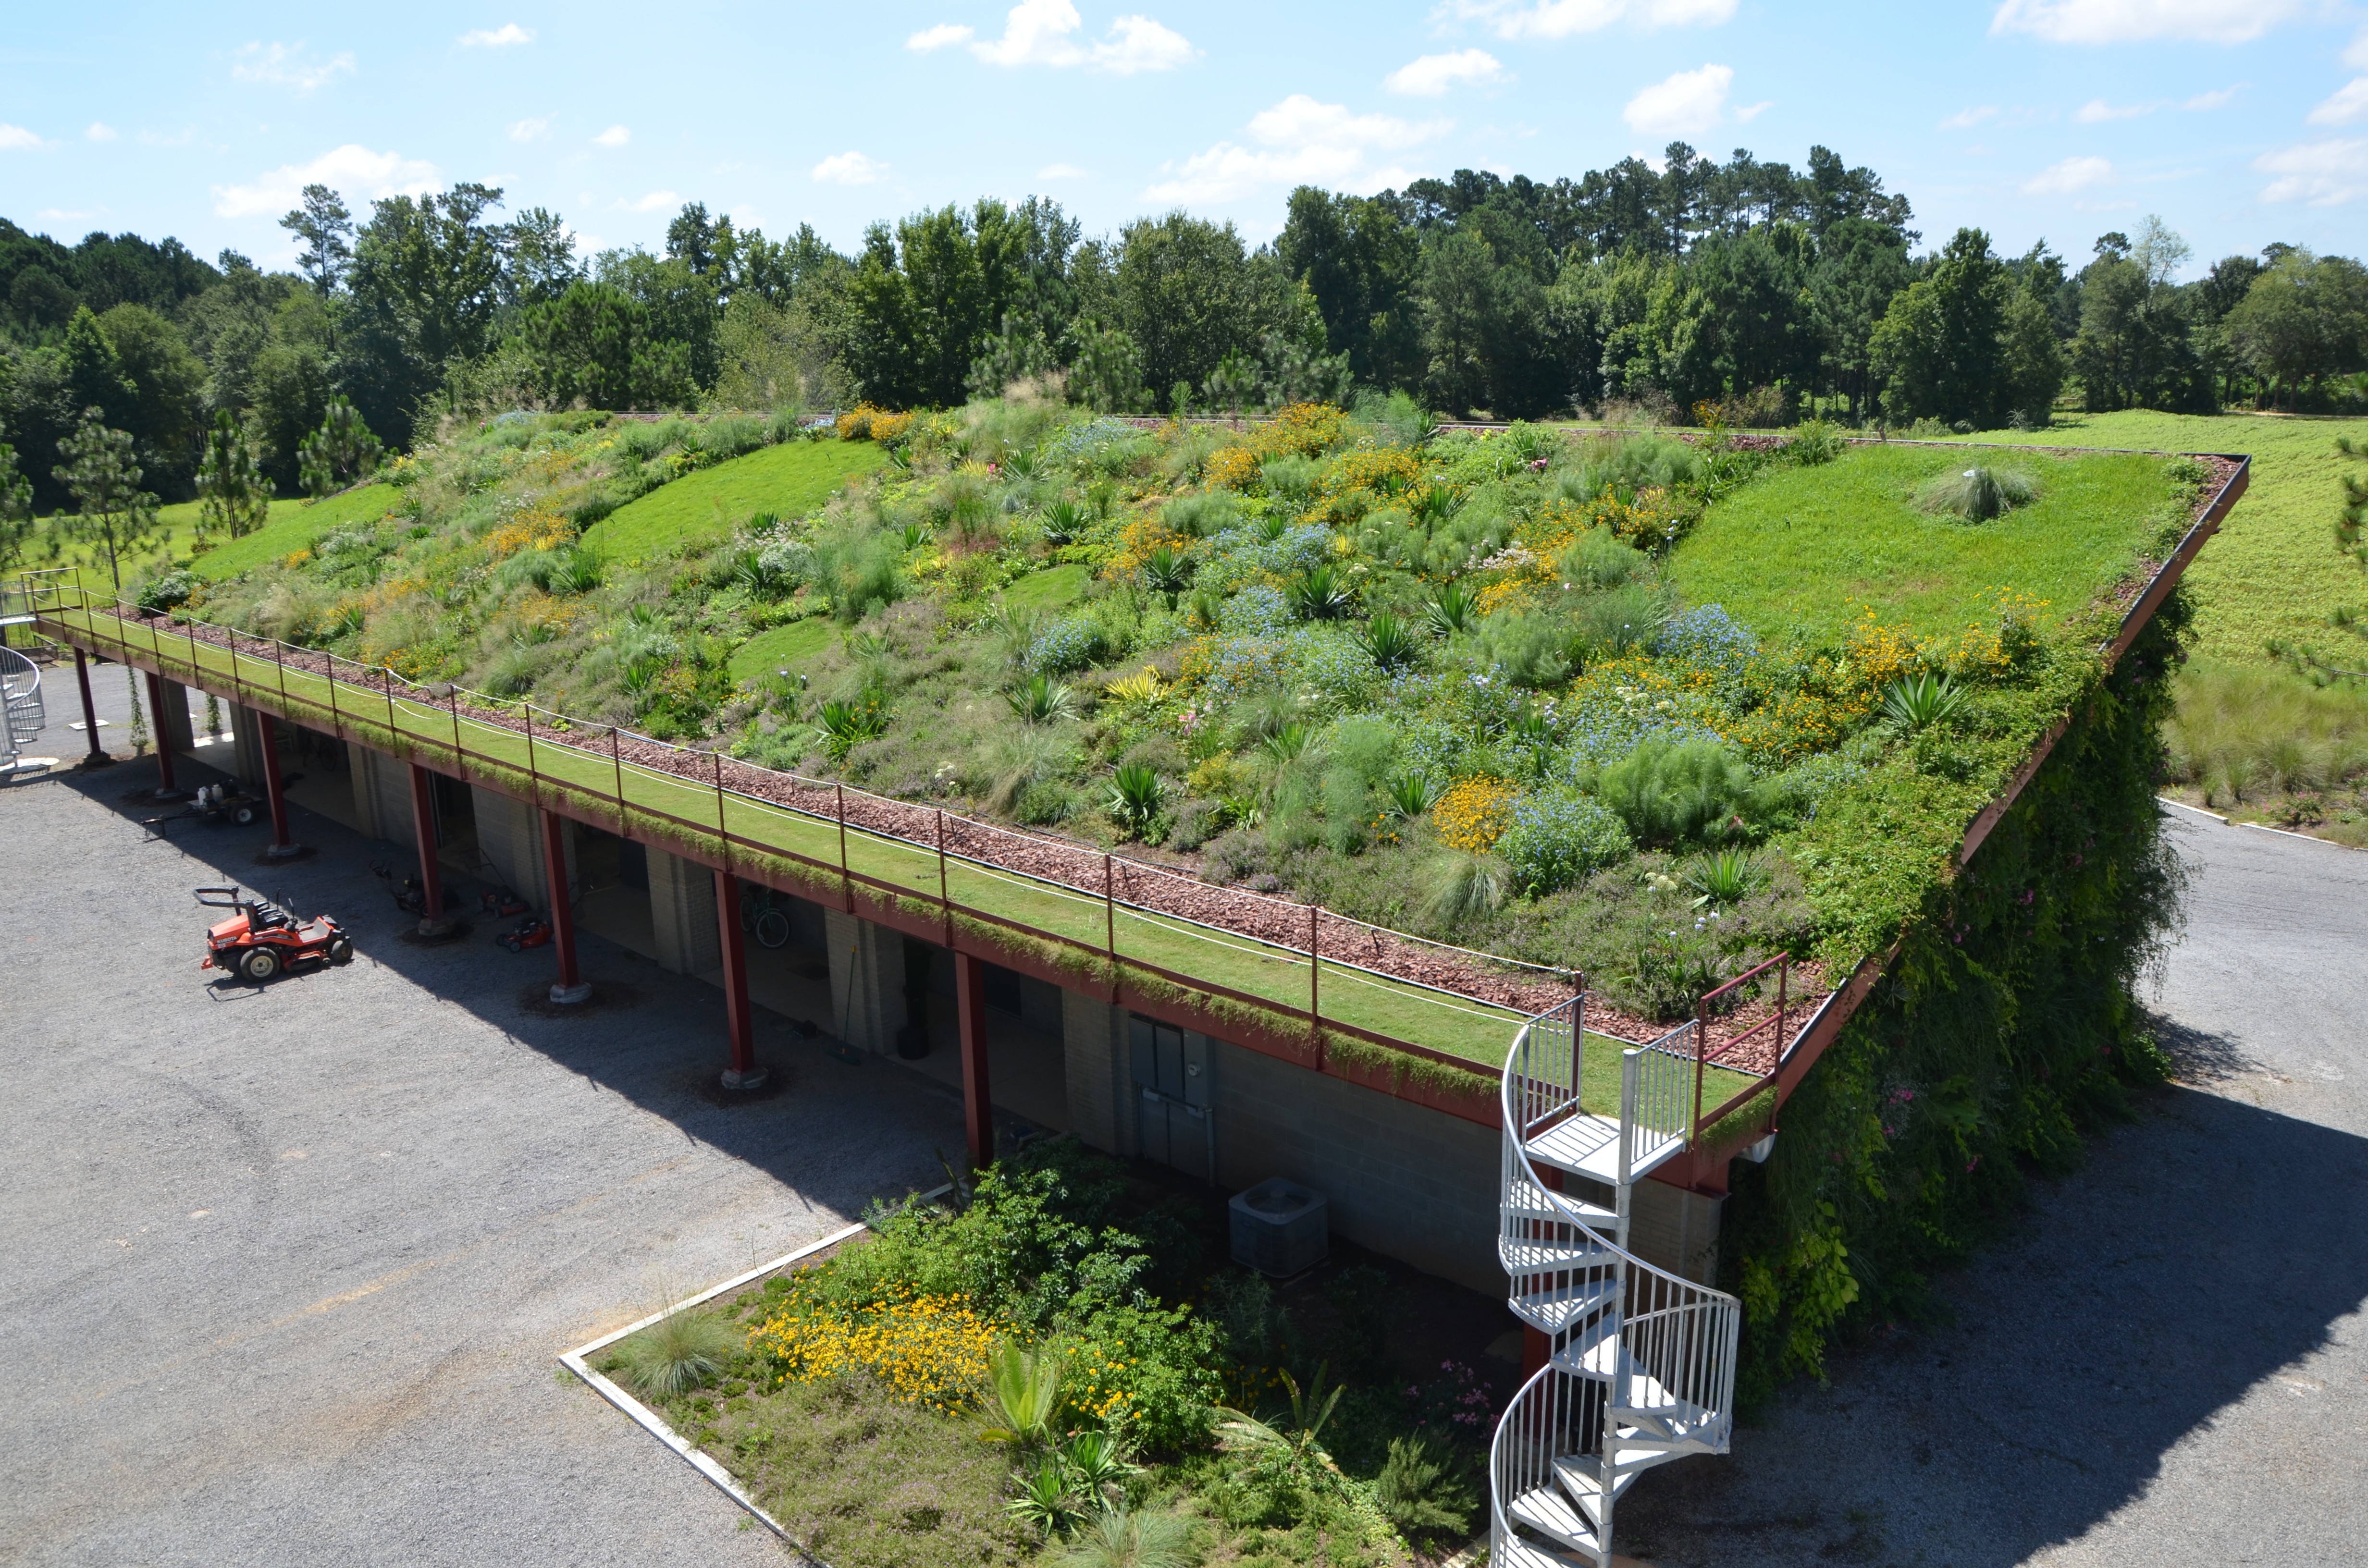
154;395;2215;1402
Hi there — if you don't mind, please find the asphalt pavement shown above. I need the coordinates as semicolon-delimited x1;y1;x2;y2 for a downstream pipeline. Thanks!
0;735;960;1566
1620;807;2368;1567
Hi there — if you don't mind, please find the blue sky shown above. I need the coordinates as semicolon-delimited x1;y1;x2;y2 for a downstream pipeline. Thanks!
1;0;2362;278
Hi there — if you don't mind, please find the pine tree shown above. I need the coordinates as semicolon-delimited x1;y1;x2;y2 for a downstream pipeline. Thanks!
297;397;383;499
52;407;158;592
196;411;271;545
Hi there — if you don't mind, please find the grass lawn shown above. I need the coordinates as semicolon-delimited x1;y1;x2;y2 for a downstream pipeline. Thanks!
1001;562;1091;614
1932;410;2368;666
1667;442;2183;647
583;439;887;564
22;485;405;594
727;616;838;684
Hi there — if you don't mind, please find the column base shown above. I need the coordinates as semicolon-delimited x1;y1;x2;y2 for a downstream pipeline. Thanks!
265;841;306;860
549;980;593;1005
720;1066;770;1092
416;916;457;938
75;752;117;770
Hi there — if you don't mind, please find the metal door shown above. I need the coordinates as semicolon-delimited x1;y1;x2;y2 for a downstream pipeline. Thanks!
1130;1014;1213;1181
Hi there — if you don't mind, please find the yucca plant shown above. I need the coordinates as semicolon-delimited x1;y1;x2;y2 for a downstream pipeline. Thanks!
1382;772;1444;822
1261;722;1312;764
1008;674;1080;725
1139;545;1195;608
1359;611;1418;670
1107;763;1165;834
1880;672;1970;732
1042;498;1085;545
1056;1504;1194;1568
1005;1453;1084;1540
1684;847;1761;910
1254;513;1291;543
1285;564;1352;621
1410;483;1464;531
1213;1364;1347;1487
1183;588;1223;633
1059;1430;1141;1497
1422;580;1478;637
817;695;888;760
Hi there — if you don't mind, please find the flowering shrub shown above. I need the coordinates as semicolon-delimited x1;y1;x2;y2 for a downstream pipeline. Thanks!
1654;604;1760;681
835;404;914;443
1432;775;1518;852
750;1287;1001;1414
1219;584;1290;637
1029;616;1110;674
1042;416;1139;466
1495;787;1633;895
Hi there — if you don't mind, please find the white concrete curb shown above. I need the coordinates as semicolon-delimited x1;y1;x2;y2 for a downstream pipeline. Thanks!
2158;795;2361;852
2155;796;2229;824
557;1185;956;1558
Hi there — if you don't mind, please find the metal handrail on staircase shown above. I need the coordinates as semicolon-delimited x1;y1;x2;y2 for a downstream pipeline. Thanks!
1491;995;1741;1567
1;642;43;774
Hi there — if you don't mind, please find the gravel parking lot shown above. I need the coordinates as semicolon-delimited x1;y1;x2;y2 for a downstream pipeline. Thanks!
0;736;961;1566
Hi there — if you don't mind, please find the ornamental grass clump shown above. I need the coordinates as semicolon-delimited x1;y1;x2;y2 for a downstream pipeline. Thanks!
607;1306;740;1399
1917;464;2038;522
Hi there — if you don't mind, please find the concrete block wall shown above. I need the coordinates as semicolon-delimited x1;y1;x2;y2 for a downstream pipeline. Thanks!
647;845;723;976
1628;1180;1725;1286
152;677;195;758
228;703;266;785
824;906;906;1054
347;743;416;846
471;786;577;906
1061;991;1130;1156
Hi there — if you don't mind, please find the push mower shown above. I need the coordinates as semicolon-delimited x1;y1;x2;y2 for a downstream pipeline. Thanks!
497;914;553;953
370;861;457;916
196;885;353;981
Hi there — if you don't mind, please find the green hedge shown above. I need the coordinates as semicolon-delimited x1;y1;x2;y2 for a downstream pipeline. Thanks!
1722;588;2188;1406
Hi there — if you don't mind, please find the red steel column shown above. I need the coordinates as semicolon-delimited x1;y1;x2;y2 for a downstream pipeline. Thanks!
955;950;994;1167
541;808;588;1004
144;670;178;793
72;648;107;764
407;762;444;921
714;869;764;1089
258;712;300;858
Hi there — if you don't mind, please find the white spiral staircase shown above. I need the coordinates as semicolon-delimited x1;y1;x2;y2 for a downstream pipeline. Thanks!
1491;996;1741;1567
0;643;43;775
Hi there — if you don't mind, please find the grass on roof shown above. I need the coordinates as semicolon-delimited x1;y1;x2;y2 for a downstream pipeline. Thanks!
727;617;838;684
1668;442;2179;646
187;486;407;581
582;439;887;564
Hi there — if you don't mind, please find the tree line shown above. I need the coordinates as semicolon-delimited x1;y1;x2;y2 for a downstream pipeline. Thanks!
3;141;2364;513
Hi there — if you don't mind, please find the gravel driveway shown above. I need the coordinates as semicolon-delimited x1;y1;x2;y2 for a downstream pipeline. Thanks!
0;750;959;1566
1620;807;2368;1567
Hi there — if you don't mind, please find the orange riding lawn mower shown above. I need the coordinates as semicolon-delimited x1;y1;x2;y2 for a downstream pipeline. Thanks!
197;886;354;981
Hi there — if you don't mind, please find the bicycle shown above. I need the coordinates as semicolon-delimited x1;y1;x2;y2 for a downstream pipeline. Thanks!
739;882;791;949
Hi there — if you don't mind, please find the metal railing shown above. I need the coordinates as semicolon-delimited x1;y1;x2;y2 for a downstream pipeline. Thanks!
29;579;1576;1077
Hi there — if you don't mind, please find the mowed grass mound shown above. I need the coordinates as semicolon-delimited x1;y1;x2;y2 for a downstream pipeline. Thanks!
583;439;887;564
187;485;407;581
1936;410;2368;665
1668;442;2179;646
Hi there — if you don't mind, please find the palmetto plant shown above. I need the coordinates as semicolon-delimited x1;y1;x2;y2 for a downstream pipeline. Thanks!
1880;672;1970;732
1107;763;1164;834
1684;847;1761;910
1213;1364;1347;1487
1359;611;1418;670
981;1343;1062;1449
1139;545;1195;608
1285;564;1352;621
1009;674;1080;725
1422;580;1478;637
1382;772;1444;822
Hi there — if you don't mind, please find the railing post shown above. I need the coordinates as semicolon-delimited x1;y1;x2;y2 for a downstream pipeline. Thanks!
1693;996;1707;1147
274;637;287;708
326;652;340;737
937;808;952;947
1103;852;1116;1001
448;686;462;769
523;702;537;808
1308;903;1321;1062
837;782;851;911
611;726;628;836
714;748;728;870
382;665;395;741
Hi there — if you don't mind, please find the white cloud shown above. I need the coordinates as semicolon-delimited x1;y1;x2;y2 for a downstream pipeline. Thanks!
1622;63;1732;137
2258;137;2368;203
1145;94;1448;204
1989;0;2301;44
1037;162;1089;178
593;124;630;147
615;190;679;213
2075;98;2152;121
933;0;1198;72
1733;99;1772;121
2307;78;2368;126
2183;83;2243;109
212;144;439;218
86;122;118;143
2022;154;2113;194
1443;0;1733;40
2349;27;2368;69
812;150;887;185
37;208;97;222
509;116;549;141
1385;49;1508;96
232;41;356;93
137;127;195;147
458;23;534;46
0;124;55;151
1940;104;1999;128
